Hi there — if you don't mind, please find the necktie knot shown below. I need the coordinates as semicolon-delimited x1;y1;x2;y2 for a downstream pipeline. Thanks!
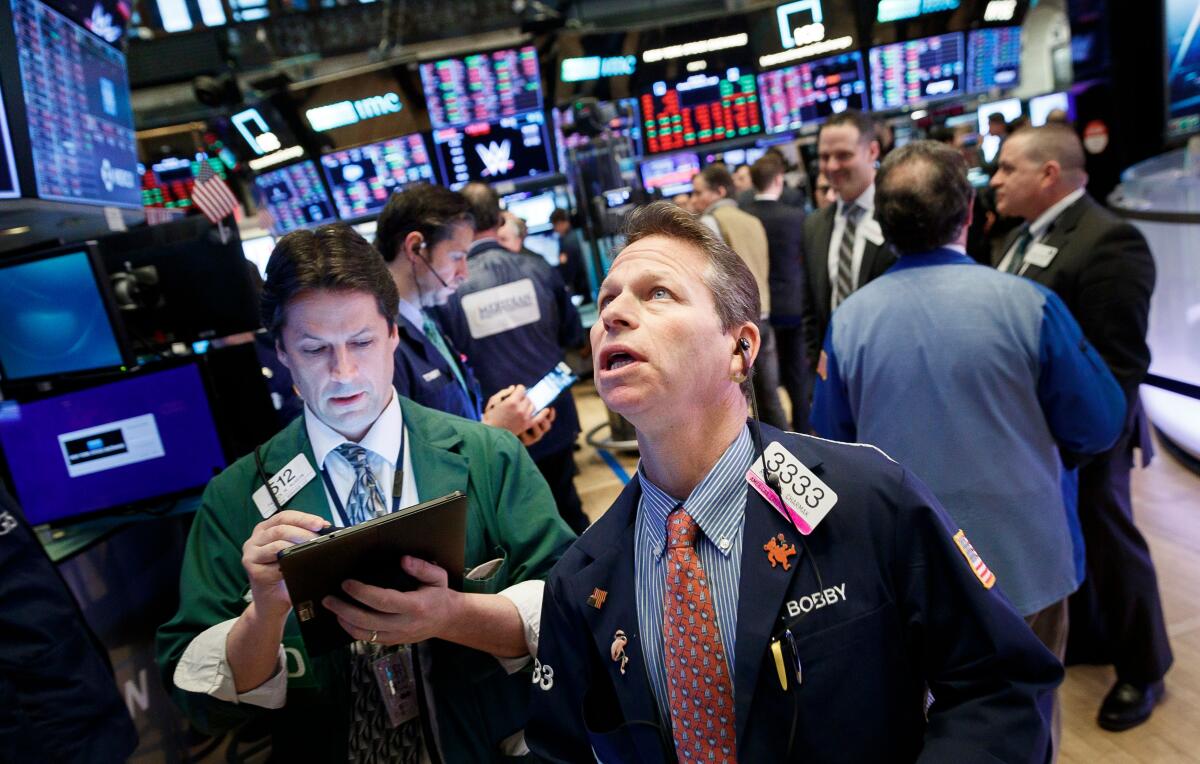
842;202;862;224
336;442;369;469
666;507;700;549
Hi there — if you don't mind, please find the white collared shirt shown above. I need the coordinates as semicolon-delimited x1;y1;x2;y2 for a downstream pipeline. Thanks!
397;298;425;335
304;388;418;525
827;183;878;304
997;187;1086;273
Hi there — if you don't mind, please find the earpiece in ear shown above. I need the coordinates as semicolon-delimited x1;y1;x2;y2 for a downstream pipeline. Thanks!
738;337;751;352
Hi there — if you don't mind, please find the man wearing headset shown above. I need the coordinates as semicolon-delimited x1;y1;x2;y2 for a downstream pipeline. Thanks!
527;202;1062;763
158;225;575;761
374;183;554;446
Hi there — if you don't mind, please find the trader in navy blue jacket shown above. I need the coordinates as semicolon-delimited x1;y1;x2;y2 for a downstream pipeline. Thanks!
528;201;1061;763
374;184;554;446
437;183;589;533
812;141;1124;756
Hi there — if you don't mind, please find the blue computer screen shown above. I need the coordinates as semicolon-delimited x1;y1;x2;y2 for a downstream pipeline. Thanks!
966;27;1022;93
870;32;965;110
0;364;226;525
0;249;124;380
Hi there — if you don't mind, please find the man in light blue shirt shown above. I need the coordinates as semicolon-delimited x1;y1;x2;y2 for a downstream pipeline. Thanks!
813;140;1125;756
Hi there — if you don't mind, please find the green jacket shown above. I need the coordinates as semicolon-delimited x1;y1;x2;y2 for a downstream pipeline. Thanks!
156;398;576;761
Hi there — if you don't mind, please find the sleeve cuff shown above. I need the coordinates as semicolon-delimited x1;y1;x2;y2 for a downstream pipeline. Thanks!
173;617;288;709
495;579;545;673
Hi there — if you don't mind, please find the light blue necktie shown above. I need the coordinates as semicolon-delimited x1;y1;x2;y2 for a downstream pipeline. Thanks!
335;442;387;526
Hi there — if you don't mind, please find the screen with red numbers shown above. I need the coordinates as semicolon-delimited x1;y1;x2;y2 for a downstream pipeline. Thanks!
640;70;762;155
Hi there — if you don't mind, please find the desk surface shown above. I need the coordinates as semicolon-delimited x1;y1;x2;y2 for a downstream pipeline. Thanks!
38;495;201;563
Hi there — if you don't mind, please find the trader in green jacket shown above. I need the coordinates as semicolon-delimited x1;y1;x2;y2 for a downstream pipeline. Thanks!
157;224;575;762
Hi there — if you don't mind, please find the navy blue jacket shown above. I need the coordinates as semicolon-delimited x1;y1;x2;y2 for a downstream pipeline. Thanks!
392;311;485;422
437;240;586;461
741;197;808;321
528;425;1061;763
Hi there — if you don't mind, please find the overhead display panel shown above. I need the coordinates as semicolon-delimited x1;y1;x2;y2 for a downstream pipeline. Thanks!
1167;0;1200;138
11;0;141;208
639;152;701;197
640;70;762;155
320;133;438;220
554;31;641;104
42;0;130;44
0;82;19;199
876;0;959;23
749;0;861;71
419;45;543;129
757;50;869;133
431;111;555;190
290;64;429;151
869;32;965;110
252;160;339;236
966;26;1021;92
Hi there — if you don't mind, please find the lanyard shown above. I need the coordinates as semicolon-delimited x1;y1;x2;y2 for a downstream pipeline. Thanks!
320;426;407;527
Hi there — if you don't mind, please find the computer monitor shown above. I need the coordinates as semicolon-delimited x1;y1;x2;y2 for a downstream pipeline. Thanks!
553;98;644;166
0;242;129;383
320;133;438;221
0;363;227;526
431;111;556;190
966;27;1022;93
522;232;561;267
758;51;870;133
241;233;275;280
0;82;19;199
252;160;340;236
11;0;141;208
870;32;965;110
1029;92;1071;127
977;97;1023;163
640;152;702;197
420;45;544;129
502;190;558;235
640;70;763;155
1168;0;1200;138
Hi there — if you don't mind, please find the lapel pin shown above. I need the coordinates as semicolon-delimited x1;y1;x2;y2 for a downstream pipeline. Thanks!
764;533;797;570
587;587;608;610
610;630;630;675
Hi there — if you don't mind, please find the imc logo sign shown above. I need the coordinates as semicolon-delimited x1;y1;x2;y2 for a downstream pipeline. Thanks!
306;93;404;132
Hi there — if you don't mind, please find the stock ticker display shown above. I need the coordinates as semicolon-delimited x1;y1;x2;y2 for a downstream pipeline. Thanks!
431;111;554;190
252;160;339;236
640;71;762;155
758;52;870;133
320;133;437;220
870;32;965;110
12;0;141;207
420;46;544;129
966;27;1022;92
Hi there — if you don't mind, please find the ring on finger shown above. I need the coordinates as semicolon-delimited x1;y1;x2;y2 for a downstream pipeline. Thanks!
369;629;378;644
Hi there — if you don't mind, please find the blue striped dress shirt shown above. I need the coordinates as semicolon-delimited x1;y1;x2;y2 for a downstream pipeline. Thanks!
634;425;752;727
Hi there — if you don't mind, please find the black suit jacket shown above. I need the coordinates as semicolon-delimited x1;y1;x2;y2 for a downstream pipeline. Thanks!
741;197;807;319
801;204;896;364
994;194;1155;405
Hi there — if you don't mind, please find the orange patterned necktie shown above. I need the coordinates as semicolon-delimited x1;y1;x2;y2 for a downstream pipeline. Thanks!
662;506;737;762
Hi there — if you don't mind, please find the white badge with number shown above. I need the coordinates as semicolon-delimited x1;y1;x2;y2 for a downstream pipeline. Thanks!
252;453;317;518
747;442;838;535
1023;243;1058;269
860;217;884;246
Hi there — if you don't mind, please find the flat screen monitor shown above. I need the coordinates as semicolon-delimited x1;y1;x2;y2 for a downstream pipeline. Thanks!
0;243;128;382
758;51;870;133
977;97;1023;164
1029;92;1071;126
966;27;1022;93
420;45;544;129
431;111;555;190
252;160;340;236
0;363;226;526
0;82;19;199
640;152;701;196
241;234;275;280
869;32;965;111
320;133;438;221
1166;0;1200;138
501;190;558;235
640;70;763;155
523;232;560;267
553;98;644;165
139;154;230;210
12;0;141;208
42;0;130;43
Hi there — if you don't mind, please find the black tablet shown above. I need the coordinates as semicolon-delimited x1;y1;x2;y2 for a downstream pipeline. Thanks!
277;491;467;655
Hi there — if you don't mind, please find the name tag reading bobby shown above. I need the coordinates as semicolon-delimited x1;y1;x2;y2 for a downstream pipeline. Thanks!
252;454;317;518
747;442;838;535
1022;243;1058;269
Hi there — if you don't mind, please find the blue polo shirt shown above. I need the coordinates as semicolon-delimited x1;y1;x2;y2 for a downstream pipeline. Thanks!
812;248;1124;615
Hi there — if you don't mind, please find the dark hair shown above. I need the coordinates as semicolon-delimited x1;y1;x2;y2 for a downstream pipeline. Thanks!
621;201;759;394
261;224;399;347
819;110;878;145
374;183;473;264
988;112;1008;125
874;140;972;254
462;182;501;232
749;155;785;192
698;164;736;199
550;208;571;225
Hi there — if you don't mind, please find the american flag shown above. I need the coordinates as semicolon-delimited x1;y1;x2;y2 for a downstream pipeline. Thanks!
192;161;239;224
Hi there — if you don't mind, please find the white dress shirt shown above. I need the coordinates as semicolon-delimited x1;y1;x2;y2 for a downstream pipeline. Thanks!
997;187;1086;273
397;297;426;334
827;183;877;304
174;388;542;713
